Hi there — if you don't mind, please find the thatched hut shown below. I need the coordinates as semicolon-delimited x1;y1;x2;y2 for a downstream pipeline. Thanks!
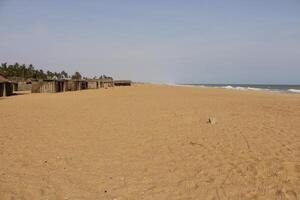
12;82;18;92
31;80;66;93
78;80;88;90
0;74;14;97
64;80;88;91
64;80;78;91
87;80;99;89
114;80;132;86
99;78;114;88
18;79;33;91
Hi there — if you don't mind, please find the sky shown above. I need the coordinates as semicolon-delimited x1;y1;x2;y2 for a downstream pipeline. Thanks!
0;0;299;84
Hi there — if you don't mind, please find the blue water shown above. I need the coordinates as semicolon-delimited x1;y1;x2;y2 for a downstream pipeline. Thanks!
181;84;300;94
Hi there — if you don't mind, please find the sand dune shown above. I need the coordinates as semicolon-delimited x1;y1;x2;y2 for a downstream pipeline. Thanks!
0;84;299;199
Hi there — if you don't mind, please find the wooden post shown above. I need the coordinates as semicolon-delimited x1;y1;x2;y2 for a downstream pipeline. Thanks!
3;83;7;96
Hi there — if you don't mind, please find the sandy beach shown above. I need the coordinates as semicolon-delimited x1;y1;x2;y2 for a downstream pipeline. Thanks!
0;84;299;199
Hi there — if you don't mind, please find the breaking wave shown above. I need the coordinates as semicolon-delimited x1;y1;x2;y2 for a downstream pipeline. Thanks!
175;84;300;94
288;89;300;93
222;86;269;92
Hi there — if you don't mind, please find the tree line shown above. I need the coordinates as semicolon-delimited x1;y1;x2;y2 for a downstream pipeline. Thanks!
0;62;83;81
1;62;113;81
0;63;82;80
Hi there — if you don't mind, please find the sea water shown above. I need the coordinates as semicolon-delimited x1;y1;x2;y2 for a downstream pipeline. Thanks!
180;84;300;94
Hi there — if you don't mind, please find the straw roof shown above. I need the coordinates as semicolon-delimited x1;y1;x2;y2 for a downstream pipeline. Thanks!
114;80;131;83
0;74;9;83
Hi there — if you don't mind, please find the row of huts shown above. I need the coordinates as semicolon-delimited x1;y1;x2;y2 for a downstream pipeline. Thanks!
30;78;125;93
31;79;89;93
0;74;132;97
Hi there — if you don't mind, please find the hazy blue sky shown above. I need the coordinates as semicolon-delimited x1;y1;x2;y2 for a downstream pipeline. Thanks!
0;0;299;84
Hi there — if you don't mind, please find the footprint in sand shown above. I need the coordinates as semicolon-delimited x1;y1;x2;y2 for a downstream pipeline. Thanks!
285;190;298;200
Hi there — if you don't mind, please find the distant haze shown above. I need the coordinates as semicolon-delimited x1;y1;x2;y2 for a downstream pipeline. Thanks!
0;0;299;84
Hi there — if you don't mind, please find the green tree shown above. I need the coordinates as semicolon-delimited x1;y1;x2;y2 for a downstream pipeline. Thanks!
60;70;68;79
20;64;26;79
71;72;82;80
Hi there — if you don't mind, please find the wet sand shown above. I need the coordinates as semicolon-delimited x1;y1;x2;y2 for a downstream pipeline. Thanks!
0;84;300;199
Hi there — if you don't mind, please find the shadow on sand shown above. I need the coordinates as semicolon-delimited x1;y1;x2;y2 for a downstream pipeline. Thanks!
0;91;31;99
12;91;31;96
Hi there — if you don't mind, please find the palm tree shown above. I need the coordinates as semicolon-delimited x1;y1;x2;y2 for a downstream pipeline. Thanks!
72;72;82;80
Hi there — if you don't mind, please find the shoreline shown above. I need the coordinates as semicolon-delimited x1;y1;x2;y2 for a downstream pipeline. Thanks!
160;83;300;94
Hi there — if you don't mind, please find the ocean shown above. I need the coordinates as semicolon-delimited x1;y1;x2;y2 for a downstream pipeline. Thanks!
180;84;300;94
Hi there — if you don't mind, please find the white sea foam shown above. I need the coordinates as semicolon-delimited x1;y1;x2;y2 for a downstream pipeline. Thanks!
288;89;300;93
247;87;262;91
171;84;300;94
222;86;248;91
220;86;273;92
222;86;234;89
247;87;271;92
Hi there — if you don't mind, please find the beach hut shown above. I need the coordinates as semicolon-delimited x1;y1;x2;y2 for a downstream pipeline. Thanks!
0;74;14;97
17;79;33;91
12;82;18;92
99;77;114;88
31;79;66;93
64;80;78;91
64;80;88;91
79;80;88;90
87;80;99;89
114;80;132;86
18;81;32;91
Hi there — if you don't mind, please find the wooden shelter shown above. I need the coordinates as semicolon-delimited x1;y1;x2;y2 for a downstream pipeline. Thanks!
31;80;66;93
77;80;88;90
99;78;114;88
12;82;18;92
18;79;33;91
18;82;32;91
31;79;88;93
64;80;88;91
114;80;132;86
64;80;78;91
87;80;99;89
0;74;14;97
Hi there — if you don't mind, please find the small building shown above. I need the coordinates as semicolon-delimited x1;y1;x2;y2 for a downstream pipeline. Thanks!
64;80;79;91
18;79;33;91
77;80;88;90
64;80;78;91
12;82;18;92
31;79;89;93
31;80;66;93
0;74;14;97
99;78;114;88
87;80;99;89
114;80;132;86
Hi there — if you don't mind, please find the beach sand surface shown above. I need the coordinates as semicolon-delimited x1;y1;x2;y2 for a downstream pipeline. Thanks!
0;84;300;199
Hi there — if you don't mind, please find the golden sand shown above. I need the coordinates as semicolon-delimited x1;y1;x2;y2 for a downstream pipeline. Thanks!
0;84;299;199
